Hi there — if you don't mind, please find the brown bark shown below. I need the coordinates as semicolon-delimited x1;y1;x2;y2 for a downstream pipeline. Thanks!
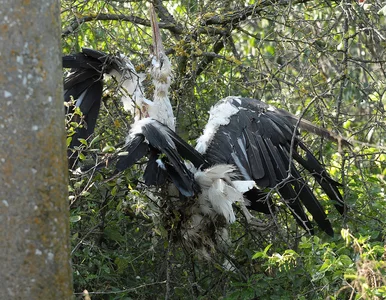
0;0;73;299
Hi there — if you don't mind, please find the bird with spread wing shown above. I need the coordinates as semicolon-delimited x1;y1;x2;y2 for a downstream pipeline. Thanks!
62;4;345;255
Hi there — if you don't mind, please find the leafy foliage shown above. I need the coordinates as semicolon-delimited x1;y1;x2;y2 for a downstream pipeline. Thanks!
62;0;386;299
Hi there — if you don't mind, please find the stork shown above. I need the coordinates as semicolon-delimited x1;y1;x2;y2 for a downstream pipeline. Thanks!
63;5;345;253
113;8;345;255
195;97;345;236
115;5;345;238
114;5;253;253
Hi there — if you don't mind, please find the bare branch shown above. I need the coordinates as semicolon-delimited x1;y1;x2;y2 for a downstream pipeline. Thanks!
62;13;183;37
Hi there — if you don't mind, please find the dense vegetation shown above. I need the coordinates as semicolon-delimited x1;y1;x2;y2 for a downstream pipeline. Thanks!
62;0;386;299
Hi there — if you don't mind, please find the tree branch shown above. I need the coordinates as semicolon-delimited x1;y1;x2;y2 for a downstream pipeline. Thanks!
62;13;183;37
153;0;184;39
200;0;314;26
195;35;226;77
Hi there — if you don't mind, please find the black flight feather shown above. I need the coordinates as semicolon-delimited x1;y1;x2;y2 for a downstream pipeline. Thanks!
116;119;201;197
292;142;345;214
201;97;345;235
143;150;168;187
115;135;148;171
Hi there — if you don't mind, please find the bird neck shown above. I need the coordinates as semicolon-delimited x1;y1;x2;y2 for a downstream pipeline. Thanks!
149;92;175;131
149;55;174;130
153;75;171;100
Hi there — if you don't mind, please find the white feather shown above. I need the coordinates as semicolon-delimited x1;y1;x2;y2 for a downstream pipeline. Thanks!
237;137;248;162
147;96;175;131
231;152;252;180
196;96;241;154
232;180;256;193
156;159;166;170
149;53;175;131
127;118;155;138
197;192;213;216
194;164;236;185
75;89;87;107
208;179;237;223
194;164;246;223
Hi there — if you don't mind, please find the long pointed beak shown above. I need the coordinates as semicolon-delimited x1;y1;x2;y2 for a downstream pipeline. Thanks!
149;4;164;59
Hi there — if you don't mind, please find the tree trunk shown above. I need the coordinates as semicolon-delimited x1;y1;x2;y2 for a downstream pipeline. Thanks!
0;1;73;299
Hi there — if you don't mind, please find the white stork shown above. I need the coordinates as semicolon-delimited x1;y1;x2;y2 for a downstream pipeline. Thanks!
63;5;345;253
115;5;344;249
114;5;253;253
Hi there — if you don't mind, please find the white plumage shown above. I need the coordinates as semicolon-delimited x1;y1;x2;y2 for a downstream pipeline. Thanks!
148;53;175;130
194;165;254;224
196;96;240;154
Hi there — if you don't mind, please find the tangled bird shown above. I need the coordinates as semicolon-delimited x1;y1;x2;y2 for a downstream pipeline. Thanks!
62;5;345;255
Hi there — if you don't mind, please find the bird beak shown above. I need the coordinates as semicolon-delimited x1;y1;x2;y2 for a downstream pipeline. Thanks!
149;4;164;59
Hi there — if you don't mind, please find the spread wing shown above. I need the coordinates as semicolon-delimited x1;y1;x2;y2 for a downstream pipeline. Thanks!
197;96;344;236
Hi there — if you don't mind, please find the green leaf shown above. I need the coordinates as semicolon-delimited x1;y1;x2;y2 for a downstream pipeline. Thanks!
70;215;81;223
104;226;125;243
78;138;88;146
89;134;100;147
66;137;72;147
78;152;85;160
102;145;115;153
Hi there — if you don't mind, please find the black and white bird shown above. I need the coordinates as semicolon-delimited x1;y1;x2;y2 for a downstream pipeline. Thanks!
113;5;255;253
63;5;345;253
113;5;344;250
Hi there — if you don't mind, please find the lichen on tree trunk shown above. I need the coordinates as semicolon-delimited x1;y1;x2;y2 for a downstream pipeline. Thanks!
0;1;73;298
